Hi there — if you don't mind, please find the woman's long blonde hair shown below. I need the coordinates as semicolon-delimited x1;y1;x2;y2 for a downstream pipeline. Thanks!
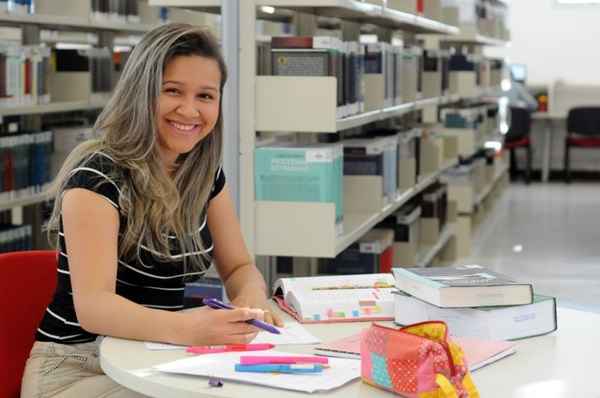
47;23;228;272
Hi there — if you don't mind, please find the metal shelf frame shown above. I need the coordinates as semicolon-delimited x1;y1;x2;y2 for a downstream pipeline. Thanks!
0;11;154;33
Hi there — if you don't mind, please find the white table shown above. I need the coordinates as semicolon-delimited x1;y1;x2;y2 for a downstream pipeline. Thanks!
532;112;566;182
100;307;600;398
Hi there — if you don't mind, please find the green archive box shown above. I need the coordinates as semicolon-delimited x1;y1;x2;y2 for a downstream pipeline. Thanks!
255;143;344;233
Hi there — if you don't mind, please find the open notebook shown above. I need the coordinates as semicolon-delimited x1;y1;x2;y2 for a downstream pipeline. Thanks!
273;273;396;323
314;331;516;371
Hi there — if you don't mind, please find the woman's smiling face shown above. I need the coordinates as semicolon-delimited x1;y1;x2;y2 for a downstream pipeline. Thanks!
156;55;222;169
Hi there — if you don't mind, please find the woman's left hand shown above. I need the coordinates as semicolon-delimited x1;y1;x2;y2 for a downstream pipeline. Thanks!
230;292;284;327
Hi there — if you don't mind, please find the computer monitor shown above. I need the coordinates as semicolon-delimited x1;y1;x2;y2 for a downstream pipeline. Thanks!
510;64;527;84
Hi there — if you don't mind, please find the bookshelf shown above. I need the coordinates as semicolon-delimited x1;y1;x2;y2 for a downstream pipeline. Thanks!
255;159;458;258
0;2;164;251
0;12;154;33
148;1;509;280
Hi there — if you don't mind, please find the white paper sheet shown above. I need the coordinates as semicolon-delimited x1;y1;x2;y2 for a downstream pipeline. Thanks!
252;322;321;345
145;322;320;351
153;351;360;393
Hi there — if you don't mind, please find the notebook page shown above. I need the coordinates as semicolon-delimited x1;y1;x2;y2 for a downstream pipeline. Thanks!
154;351;360;393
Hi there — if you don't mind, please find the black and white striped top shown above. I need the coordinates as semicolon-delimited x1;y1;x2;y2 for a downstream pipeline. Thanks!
36;152;225;344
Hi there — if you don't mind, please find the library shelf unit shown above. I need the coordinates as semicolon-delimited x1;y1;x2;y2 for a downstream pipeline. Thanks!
0;11;154;33
255;159;458;258
0;6;161;250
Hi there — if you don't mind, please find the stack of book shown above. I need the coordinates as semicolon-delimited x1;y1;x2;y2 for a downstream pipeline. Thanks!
91;0;141;23
270;36;364;119
392;265;558;341
0;224;32;252
0;130;54;201
0;40;51;108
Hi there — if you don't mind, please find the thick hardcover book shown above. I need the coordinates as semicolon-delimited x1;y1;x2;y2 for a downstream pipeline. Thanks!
393;291;557;341
392;265;534;308
273;273;395;323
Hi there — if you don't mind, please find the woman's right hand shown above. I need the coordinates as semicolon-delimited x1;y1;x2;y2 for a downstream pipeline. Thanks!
174;306;265;346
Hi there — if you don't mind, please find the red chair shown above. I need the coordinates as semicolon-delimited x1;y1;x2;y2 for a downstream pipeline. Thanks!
564;107;600;183
0;250;57;398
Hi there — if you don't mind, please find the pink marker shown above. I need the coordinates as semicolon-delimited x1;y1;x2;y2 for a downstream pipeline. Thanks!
239;355;329;365
186;343;274;354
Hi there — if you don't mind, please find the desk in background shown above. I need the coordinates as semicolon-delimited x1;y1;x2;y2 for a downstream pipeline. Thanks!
532;112;566;183
100;307;600;398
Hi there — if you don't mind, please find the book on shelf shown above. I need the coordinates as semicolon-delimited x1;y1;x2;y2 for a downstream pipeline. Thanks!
49;48;90;102
393;290;558;341
0;224;32;252
422;49;442;99
87;47;113;96
0;38;51;107
320;228;394;275
343;136;397;203
377;200;422;266
90;0;140;23
254;142;344;235
0;129;54;201
392;46;403;106
401;46;422;102
420;181;448;234
272;273;396;323
271;36;345;118
392;264;534;308
314;330;516;372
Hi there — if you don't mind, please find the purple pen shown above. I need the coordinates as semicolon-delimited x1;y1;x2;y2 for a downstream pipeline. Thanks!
202;298;281;335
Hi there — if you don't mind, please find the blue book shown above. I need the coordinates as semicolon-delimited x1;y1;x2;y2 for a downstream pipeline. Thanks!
29;131;53;191
255;143;344;232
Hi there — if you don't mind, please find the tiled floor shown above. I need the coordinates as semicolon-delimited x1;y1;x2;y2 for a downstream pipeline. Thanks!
463;182;600;313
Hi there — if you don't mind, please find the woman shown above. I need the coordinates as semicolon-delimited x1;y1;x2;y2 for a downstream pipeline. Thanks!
21;23;282;397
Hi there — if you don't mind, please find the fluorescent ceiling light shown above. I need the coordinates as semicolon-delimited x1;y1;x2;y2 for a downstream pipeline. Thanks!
260;6;276;14
55;42;92;50
484;141;502;151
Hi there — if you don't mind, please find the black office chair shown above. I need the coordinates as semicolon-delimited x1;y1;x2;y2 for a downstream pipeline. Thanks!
564;107;600;183
504;107;532;184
